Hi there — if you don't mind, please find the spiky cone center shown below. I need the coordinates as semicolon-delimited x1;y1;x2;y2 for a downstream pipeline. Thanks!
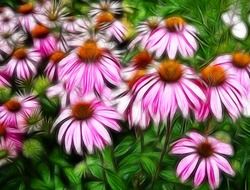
13;48;27;60
31;24;50;39
17;3;33;14
0;123;6;137
232;52;250;68
77;40;102;62
197;140;214;158
147;19;159;30
128;70;146;89
50;51;65;64
158;60;183;82
201;65;226;86
133;50;153;69
48;12;58;21
4;99;21;113
71;102;94;120
164;16;186;32
96;12;114;25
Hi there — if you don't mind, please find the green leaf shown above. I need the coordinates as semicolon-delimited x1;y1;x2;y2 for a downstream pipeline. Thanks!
160;170;179;183
86;156;103;179
64;167;81;185
106;170;126;190
114;136;135;157
140;156;156;176
87;181;106;190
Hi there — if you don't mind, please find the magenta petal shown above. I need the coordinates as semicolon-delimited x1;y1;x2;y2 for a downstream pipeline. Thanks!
207;158;220;189
194;159;206;187
214;154;235;176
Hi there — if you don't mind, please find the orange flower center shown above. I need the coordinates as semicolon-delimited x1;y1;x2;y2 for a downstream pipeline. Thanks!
4;99;21;113
77;40;102;62
50;51;65;64
164;16;186;32
158;60;183;82
13;48;27;60
197;141;214;158
72;102;93;120
0;123;6;137
201;65;226;86
96;12;114;24
31;24;50;39
128;70;146;89
17;3;33;14
232;52;250;68
133;50;153;69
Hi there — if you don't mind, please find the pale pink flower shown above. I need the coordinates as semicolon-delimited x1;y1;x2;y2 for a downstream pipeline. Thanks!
31;24;57;57
0;7;18;31
5;47;41;80
0;139;18;166
130;59;205;124
171;131;235;189
0;95;39;128
197;57;247;121
45;50;66;81
147;16;198;59
52;93;121;154
129;17;161;49
58;39;121;95
35;0;69;28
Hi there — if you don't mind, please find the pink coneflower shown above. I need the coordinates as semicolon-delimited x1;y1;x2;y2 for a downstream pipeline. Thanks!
130;59;205;124
5;47;41;80
0;95;39;127
58;39;121;95
0;7;18;31
171;131;235;189
31;24;57;57
0;139;18;166
62;16;79;33
35;0;69;28
197;57;247;121
0;70;10;87
17;3;39;32
52;94;121;154
0;122;24;148
90;1;127;42
129;17;161;49
45;50;66;81
147;16;198;58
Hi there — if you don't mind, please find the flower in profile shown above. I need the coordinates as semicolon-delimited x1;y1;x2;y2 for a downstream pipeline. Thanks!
5;47;41;80
171;131;235;189
0;139;18;166
0;95;39;127
130;59;205;124
52;93;121;154
45;50;66;81
31;24;57;57
129;17;161;49
58;39;121;95
16;2;40;32
35;0;69;28
90;0;127;42
0;7;18;31
147;16;198;58
197;56;247;121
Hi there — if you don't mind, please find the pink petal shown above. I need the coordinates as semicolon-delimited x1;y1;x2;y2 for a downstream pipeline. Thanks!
207;158;220;189
213;154;235;176
194;159;206;187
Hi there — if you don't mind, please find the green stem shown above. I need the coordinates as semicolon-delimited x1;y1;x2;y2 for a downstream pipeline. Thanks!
140;129;144;152
150;119;173;189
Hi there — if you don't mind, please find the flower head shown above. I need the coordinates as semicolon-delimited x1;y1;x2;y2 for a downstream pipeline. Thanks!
171;132;235;189
52;93;121;154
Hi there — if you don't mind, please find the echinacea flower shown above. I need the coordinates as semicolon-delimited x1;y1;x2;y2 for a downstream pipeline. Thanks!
171;131;235;189
129;17;161;49
0;139;18;166
0;7;18;31
31;24;57;57
5;47;41;80
45;50;66;81
197;56;247;121
17;3;40;32
35;0;69;28
0;95;39;127
90;1;127;42
58;39;122;95
52;94;121;154
147;16;198;58
130;59;205;124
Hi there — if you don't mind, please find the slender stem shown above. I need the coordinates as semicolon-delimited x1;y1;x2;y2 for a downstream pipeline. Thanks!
98;151;107;188
140;129;144;152
150;119;173;188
